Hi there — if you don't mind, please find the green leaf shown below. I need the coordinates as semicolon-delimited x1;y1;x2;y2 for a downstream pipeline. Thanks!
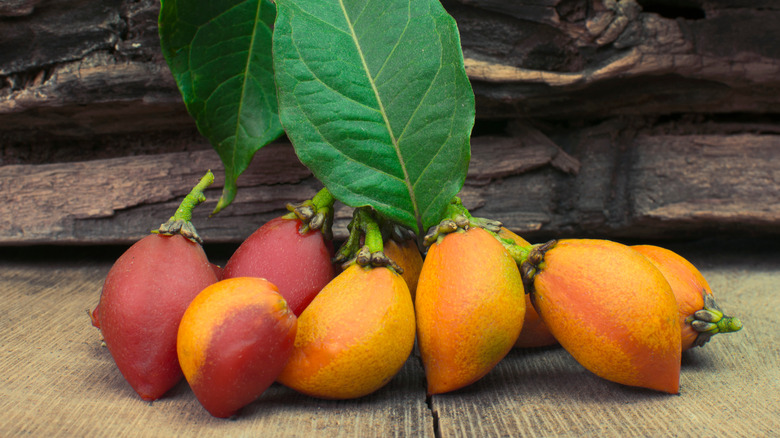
159;0;283;214
273;0;474;234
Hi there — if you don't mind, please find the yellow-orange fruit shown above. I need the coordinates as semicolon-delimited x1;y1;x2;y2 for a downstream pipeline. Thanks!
383;238;423;300
633;245;709;352
632;245;742;351
277;264;415;399
532;239;681;394
416;227;526;395
497;228;558;349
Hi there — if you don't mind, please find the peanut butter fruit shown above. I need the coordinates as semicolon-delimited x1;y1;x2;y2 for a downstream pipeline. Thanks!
416;227;526;395
497;228;558;349
632;245;742;351
383;237;423;301
277;264;416;399
177;277;297;418
525;239;681;394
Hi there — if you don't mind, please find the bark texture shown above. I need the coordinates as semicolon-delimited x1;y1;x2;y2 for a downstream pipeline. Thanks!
1;0;778;244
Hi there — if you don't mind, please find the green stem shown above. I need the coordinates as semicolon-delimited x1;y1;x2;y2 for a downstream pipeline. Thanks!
716;316;743;333
361;210;384;254
171;171;214;222
500;240;532;266
153;170;214;244
334;207;403;272
424;196;503;246
311;187;335;211
687;293;743;347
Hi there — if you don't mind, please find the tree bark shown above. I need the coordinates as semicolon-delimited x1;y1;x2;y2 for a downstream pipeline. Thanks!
1;0;778;244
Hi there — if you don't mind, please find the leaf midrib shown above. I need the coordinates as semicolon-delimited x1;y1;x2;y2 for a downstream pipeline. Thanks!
338;0;422;232
229;0;265;174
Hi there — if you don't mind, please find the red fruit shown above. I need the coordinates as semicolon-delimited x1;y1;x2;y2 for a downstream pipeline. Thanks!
210;262;224;279
90;303;101;329
178;278;297;418
222;217;335;315
96;234;218;400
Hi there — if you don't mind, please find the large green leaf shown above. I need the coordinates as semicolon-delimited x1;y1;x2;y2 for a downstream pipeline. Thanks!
273;0;474;234
159;0;283;214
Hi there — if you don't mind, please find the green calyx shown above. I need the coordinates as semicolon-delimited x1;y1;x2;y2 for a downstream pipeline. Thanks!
423;197;502;246
283;187;336;239
687;293;744;348
152;170;214;244
423;197;551;289
334;207;403;274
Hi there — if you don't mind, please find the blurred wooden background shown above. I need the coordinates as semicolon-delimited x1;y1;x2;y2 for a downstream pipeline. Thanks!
2;0;779;245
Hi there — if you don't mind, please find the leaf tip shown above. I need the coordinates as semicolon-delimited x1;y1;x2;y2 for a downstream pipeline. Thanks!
211;186;236;217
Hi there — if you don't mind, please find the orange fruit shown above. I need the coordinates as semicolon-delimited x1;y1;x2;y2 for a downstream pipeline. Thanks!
497;228;558;348
632;245;742;351
276;264;416;399
416;227;526;395
383;237;423;300
177;277;297;418
530;239;681;393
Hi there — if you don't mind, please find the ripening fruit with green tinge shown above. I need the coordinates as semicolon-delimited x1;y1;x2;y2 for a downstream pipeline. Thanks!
632;245;742;351
527;239;681;394
416;227;526;395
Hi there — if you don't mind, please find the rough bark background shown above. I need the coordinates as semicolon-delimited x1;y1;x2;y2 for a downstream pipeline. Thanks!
1;0;779;245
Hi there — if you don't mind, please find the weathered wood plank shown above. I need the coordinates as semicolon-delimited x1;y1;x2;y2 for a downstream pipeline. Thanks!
3;125;779;245
0;142;314;244
629;133;780;233
465;122;780;240
0;134;571;245
0;254;434;437
1;0;779;142
430;242;780;437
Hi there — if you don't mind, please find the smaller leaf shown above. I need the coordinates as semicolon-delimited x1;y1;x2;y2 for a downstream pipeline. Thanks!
159;0;283;213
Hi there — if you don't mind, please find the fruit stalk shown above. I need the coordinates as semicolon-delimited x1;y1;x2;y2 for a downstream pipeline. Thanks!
153;170;214;243
285;187;336;238
334;207;403;273
687;293;743;347
423;197;501;246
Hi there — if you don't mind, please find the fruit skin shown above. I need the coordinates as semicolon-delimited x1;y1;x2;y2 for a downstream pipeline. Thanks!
416;227;526;395
177;277;297;418
497;228;558;349
222;217;335;316
277;264;415;399
632;245;740;351
382;238;423;300
95;234;218;400
530;239;681;394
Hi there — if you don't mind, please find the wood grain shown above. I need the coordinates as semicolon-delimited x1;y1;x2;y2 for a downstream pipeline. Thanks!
3;124;779;245
1;0;779;140
1;242;777;436
0;253;434;437
0;133;570;245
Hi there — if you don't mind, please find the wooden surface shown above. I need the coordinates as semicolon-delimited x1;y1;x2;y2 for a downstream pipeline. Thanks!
1;240;778;437
3;121;779;245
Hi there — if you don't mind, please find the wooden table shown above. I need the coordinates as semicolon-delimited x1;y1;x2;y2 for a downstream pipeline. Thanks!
2;240;778;437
